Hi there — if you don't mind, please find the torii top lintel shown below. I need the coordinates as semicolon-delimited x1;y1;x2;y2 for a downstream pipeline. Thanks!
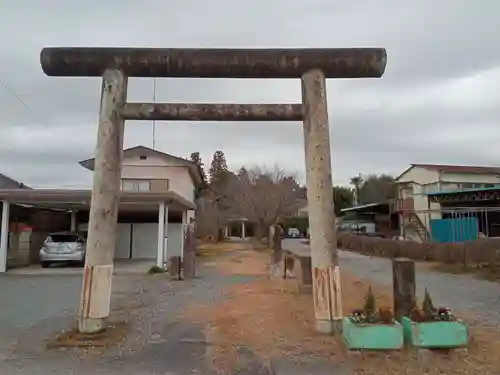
40;47;387;79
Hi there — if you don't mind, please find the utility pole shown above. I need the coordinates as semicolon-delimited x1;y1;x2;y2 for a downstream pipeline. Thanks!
78;69;127;334
301;69;342;334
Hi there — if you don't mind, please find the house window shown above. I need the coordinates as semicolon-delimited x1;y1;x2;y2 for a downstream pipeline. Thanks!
456;183;494;190
121;179;151;192
459;183;474;189
454;182;500;190
139;155;147;160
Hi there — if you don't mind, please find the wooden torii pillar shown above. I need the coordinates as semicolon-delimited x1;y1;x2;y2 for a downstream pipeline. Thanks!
40;47;387;334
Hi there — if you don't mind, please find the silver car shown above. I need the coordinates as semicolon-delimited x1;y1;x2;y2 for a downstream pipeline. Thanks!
39;232;86;268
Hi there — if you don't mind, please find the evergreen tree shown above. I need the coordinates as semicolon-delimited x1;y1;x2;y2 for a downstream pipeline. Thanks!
363;285;377;322
422;288;437;320
209;150;229;184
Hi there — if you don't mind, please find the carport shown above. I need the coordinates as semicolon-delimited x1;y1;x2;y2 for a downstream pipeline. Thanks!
0;189;195;273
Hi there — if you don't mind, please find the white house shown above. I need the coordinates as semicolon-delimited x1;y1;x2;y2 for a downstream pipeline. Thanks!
0;146;204;272
79;145;202;208
394;163;500;241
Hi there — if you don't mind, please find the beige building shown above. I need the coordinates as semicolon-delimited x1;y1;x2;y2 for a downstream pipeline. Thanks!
0;146;204;273
394;163;500;241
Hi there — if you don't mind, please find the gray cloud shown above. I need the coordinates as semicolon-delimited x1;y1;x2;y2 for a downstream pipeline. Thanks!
0;0;499;188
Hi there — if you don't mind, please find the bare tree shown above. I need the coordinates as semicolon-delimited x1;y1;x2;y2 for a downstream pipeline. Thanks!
225;165;303;238
195;187;230;241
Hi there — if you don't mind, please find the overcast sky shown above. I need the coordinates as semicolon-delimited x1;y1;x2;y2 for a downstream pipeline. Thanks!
0;0;499;188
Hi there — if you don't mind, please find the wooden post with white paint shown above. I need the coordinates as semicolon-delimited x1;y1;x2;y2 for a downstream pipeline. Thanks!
157;202;166;268
301;69;342;334
78;69;127;334
0;201;10;273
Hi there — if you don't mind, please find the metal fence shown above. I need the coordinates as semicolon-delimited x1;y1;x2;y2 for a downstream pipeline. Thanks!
401;207;500;243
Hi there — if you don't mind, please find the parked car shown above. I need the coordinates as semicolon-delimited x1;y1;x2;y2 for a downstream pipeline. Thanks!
39;232;86;268
288;227;301;238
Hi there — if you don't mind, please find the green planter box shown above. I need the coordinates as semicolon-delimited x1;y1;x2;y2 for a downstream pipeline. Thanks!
342;317;404;350
401;317;468;348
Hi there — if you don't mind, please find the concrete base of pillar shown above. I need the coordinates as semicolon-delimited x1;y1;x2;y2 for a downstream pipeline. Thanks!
269;263;282;279
78;317;107;334
314;318;343;335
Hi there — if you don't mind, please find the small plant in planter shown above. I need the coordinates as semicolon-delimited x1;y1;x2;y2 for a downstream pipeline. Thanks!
409;289;456;323
403;288;468;348
342;286;404;350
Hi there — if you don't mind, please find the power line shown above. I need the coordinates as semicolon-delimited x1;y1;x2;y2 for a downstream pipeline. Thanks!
0;78;57;132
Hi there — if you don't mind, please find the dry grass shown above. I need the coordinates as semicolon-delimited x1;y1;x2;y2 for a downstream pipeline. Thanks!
185;277;342;373
185;250;500;375
197;241;251;258
46;322;128;350
211;250;270;276
348;327;500;375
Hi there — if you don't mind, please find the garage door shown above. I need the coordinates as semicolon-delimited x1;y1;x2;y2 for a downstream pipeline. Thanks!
131;223;158;260
115;223;132;259
79;222;180;261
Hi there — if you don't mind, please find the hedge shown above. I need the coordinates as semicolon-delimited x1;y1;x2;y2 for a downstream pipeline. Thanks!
337;233;500;267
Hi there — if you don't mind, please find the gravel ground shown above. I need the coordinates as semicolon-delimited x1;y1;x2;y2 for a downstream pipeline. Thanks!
0;253;259;375
12;240;495;374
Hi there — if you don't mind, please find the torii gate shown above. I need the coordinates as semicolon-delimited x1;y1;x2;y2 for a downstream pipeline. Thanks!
40;47;387;334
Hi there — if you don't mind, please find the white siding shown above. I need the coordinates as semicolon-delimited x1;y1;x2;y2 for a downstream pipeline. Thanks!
121;154;195;203
397;167;440;185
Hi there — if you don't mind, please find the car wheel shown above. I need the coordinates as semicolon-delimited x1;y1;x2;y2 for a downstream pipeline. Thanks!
41;262;51;268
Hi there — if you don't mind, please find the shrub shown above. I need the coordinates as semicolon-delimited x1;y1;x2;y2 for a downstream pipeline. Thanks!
337;233;500;267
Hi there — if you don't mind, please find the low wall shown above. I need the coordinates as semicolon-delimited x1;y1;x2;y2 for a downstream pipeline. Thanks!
337;233;500;265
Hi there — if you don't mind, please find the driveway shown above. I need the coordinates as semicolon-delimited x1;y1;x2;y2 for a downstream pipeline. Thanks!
0;251;276;375
7;259;153;275
0;274;80;336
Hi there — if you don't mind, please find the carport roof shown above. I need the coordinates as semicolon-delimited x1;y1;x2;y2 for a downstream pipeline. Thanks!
0;189;195;211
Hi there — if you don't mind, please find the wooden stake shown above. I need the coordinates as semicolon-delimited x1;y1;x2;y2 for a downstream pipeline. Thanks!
392;258;416;322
